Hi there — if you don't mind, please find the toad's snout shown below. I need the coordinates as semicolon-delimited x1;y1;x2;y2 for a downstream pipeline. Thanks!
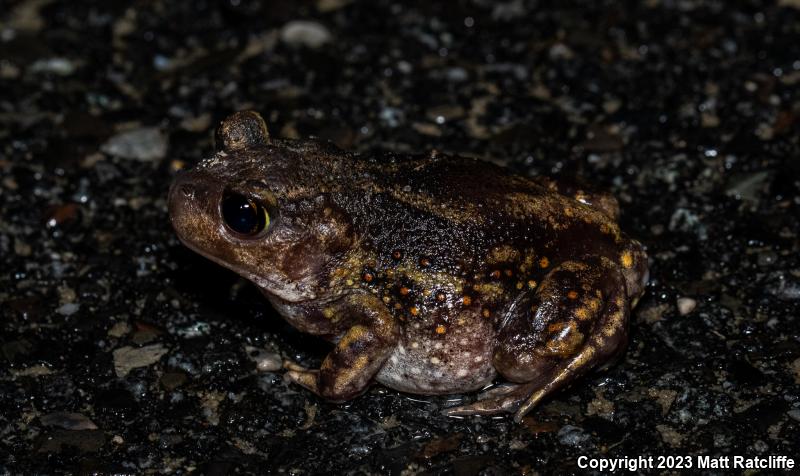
168;170;224;244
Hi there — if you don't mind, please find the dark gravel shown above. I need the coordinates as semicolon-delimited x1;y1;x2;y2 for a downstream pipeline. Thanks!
1;0;799;474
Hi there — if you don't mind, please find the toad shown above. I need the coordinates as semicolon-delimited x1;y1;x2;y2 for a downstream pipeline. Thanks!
168;111;648;421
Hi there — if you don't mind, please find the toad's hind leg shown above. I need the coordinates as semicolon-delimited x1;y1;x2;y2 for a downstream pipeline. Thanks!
443;257;629;421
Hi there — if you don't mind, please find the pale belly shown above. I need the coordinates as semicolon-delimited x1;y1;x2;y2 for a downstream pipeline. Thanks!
375;313;497;395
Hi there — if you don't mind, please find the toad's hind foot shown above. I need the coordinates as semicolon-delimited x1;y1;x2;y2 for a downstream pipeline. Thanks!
442;382;537;417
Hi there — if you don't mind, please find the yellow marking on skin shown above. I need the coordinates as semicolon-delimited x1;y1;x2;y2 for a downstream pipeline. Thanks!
588;297;602;312
322;308;334;319
527;280;538;289
575;307;591;320
422;288;432;297
409;306;419;317
486;245;521;264
559;261;589;272
481;308;491;318
520;253;535;272
430;356;441;365
338;326;368;349
345;279;354;286
621;250;634;269
435;325;446;334
388;185;485;224
394;265;465;296
564;207;574;217
543;321;584;356
333;354;370;392
516;282;524;290
476;282;505;300
382;296;391;304
539;257;550;268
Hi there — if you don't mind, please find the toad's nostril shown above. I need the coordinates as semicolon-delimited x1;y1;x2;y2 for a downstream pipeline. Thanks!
180;184;195;198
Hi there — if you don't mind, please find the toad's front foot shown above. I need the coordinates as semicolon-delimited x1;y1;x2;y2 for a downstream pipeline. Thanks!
283;295;400;401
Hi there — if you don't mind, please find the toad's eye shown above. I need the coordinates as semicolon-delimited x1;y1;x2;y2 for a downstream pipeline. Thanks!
221;192;269;236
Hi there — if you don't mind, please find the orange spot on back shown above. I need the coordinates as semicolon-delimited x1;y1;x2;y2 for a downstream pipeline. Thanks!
435;325;446;334
400;286;410;295
567;290;579;299
409;306;419;316
462;296;472;306
481;308;491;318
539;257;550;268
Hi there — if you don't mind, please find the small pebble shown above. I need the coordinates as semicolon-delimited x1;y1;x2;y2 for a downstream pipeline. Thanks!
113;344;169;377
676;297;697;316
280;21;332;49
40;412;98;431
100;127;168;162
245;346;283;372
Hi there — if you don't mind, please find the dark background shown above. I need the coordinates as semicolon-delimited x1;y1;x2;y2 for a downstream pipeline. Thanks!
1;0;799;474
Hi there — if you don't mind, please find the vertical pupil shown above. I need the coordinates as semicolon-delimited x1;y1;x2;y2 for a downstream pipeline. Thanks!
222;193;266;235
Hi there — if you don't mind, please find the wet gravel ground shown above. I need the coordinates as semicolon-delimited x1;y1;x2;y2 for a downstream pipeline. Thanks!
2;0;800;474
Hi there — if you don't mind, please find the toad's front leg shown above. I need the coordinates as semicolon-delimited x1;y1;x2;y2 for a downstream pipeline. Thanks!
445;256;630;421
286;294;400;401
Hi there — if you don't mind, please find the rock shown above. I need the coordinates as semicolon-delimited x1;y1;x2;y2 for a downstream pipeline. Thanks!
55;302;80;316
40;412;98;431
37;430;105;454
160;371;188;390
676;297;697;316
245;346;282;372
29;58;76;76
280;21;332;49
100;127;168;162
557;425;590;447
112;344;169;377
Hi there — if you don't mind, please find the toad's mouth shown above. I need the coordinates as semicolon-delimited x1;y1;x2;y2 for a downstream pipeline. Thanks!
175;237;318;303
